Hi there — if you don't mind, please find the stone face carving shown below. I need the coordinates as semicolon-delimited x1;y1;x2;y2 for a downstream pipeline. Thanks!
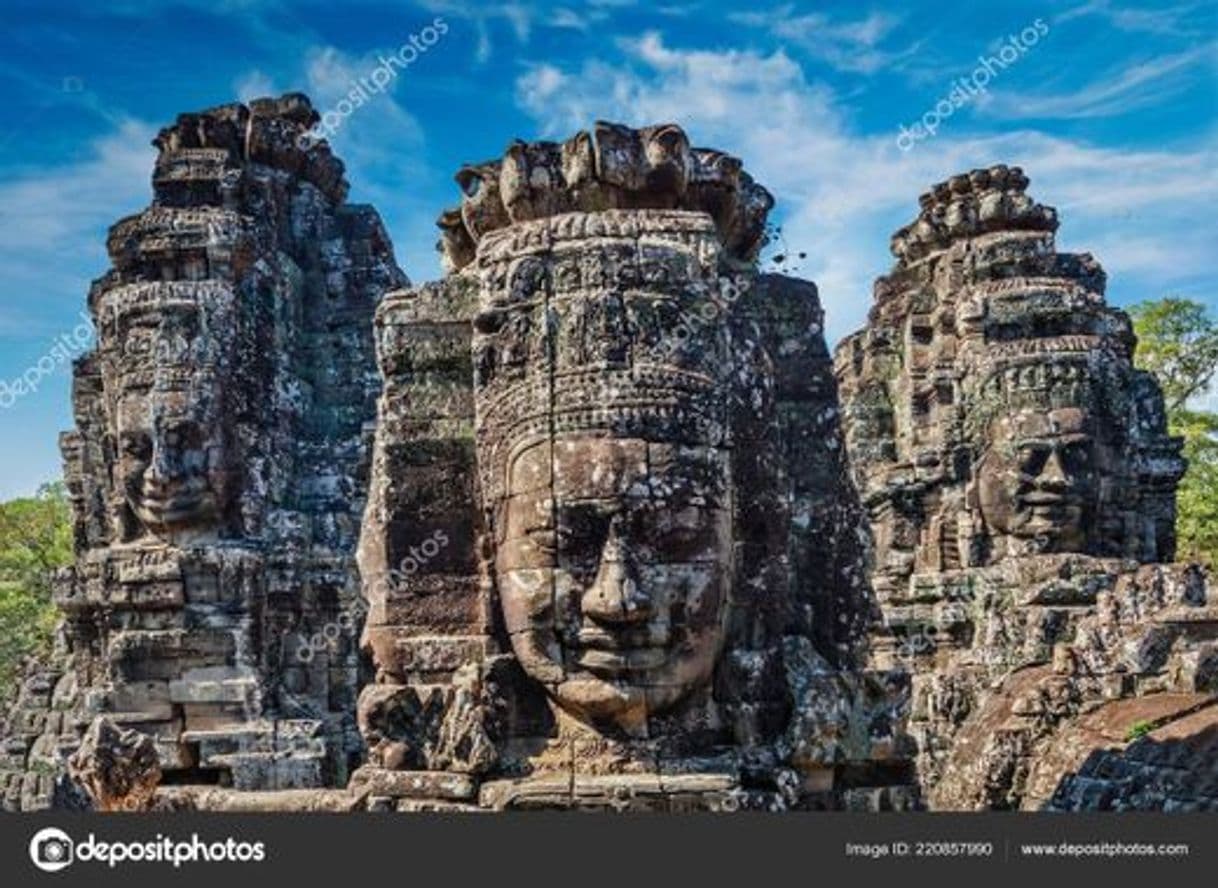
1;94;406;811
355;123;910;811
102;286;238;543
493;435;734;731
836;165;1182;589
973;407;1101;551
835;166;1216;809
472;211;741;735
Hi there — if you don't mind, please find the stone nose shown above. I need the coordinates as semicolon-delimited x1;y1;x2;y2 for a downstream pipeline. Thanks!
1038;447;1069;488
146;440;175;483
582;521;651;625
145;434;191;487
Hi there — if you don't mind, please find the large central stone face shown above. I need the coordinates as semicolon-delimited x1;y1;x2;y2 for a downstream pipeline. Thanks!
495;434;733;729
472;212;738;732
353;122;898;810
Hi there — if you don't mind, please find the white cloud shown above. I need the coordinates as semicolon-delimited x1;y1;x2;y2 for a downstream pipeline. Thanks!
414;1;544;63
235;69;277;102
0;119;154;335
727;5;920;74
1054;0;1210;37
982;46;1213;119
513;32;1218;345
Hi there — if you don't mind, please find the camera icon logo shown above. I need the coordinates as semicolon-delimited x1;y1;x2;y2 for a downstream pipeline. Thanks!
29;828;74;873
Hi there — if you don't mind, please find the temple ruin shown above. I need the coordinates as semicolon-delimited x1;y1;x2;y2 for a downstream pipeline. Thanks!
1;96;1214;812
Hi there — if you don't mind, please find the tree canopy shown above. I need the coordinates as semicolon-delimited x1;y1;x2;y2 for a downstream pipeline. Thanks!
1130;298;1218;413
1131;298;1218;566
0;482;72;702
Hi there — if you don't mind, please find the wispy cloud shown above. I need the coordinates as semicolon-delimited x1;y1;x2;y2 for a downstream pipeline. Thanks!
514;31;1218;343
415;1;540;63
0;119;154;336
981;45;1213;119
1054;0;1213;37
234;68;276;101
727;5;920;74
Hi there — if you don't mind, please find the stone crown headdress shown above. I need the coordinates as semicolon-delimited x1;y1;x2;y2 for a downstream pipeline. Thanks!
470;211;736;506
458;123;777;505
92;281;236;395
960;339;1125;449
438;121;774;272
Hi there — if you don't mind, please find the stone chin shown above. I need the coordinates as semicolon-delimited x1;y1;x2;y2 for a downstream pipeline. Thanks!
499;556;730;733
128;484;218;537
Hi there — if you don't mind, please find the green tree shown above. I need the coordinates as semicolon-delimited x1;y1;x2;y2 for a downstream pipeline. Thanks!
1130;298;1218;566
1130;298;1218;412
0;482;72;702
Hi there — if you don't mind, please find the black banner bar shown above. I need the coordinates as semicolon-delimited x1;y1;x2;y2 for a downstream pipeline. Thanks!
5;813;1216;886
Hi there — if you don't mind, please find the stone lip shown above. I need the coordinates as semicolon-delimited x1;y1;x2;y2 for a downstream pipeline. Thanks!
437;120;775;271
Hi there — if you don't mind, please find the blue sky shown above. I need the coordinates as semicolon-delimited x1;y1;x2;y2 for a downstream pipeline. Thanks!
0;0;1215;499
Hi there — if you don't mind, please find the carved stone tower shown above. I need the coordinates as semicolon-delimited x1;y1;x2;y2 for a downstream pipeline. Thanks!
836;166;1215;809
354;122;913;811
1;95;405;810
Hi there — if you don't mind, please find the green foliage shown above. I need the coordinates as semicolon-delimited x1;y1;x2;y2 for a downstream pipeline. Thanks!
1173;410;1218;566
1130;298;1218;413
0;482;72;702
1125;719;1155;742
1130;298;1218;567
